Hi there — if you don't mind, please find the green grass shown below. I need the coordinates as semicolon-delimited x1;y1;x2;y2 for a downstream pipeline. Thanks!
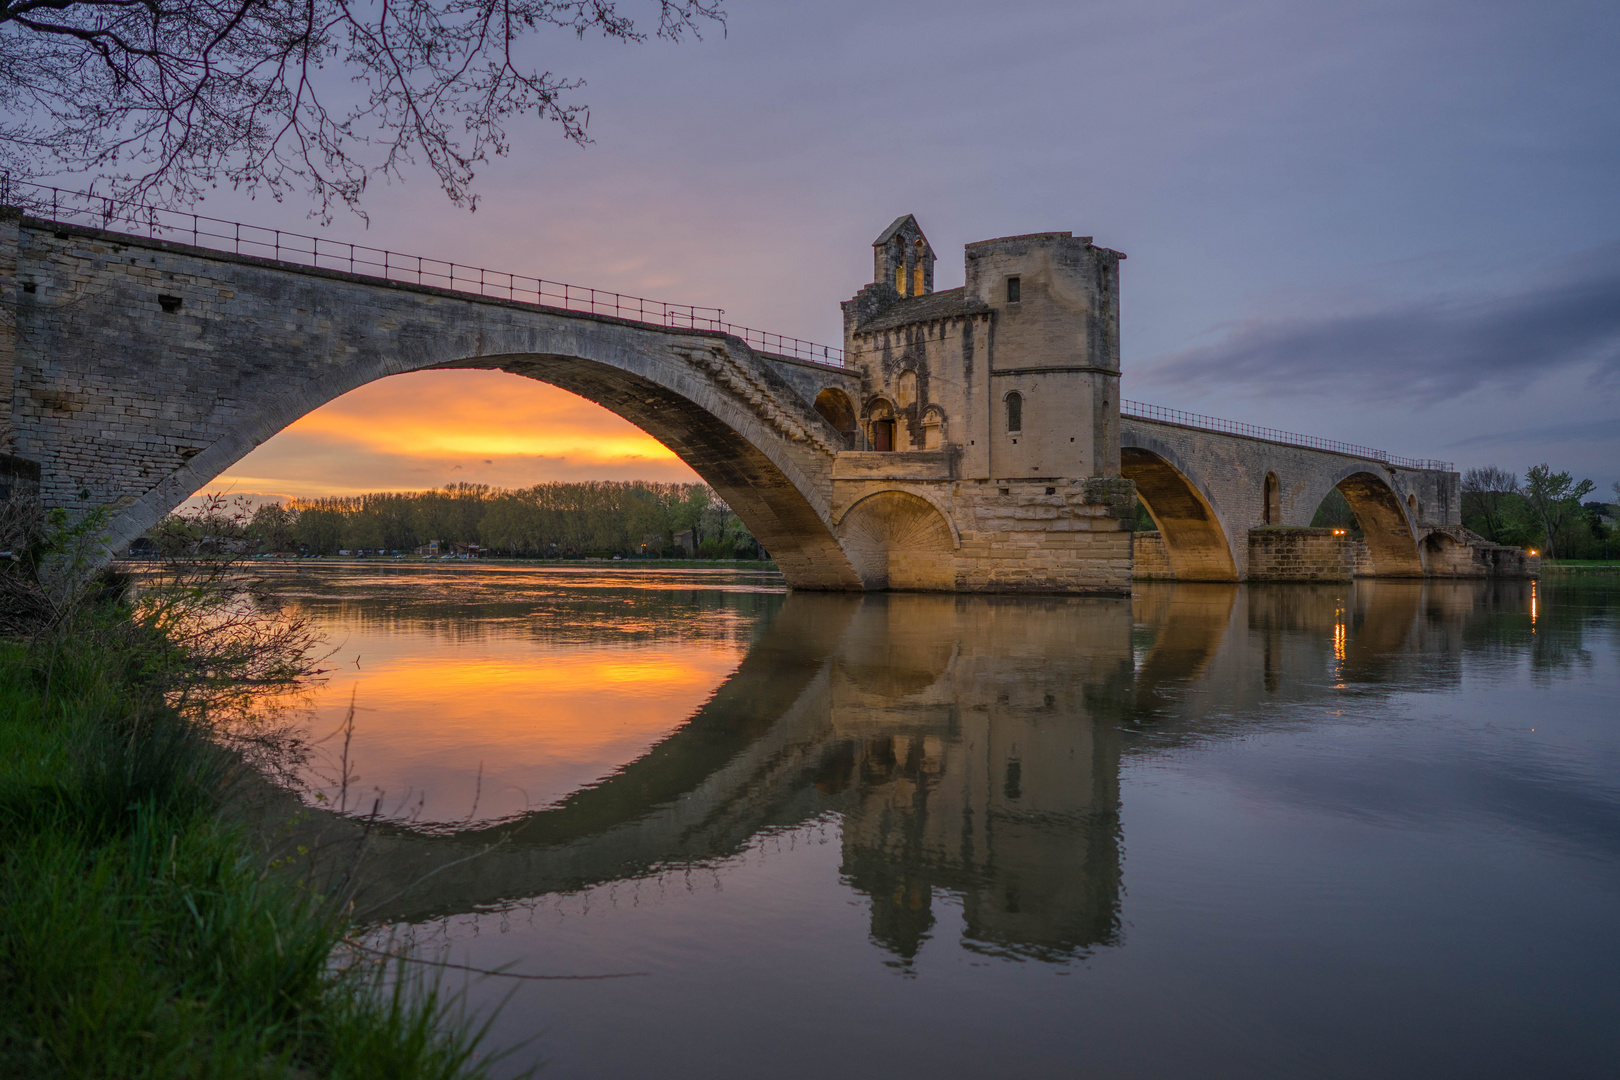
0;635;505;1079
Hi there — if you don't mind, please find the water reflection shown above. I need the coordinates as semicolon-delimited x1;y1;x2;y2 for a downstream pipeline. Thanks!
258;565;783;821
270;572;1619;974
823;596;1128;965
235;569;1620;1080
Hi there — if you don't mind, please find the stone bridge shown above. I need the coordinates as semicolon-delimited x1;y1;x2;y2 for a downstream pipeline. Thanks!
1118;410;1519;581
0;205;1527;589
0;211;875;588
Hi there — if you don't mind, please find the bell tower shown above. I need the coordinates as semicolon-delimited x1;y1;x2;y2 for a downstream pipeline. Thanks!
872;215;935;298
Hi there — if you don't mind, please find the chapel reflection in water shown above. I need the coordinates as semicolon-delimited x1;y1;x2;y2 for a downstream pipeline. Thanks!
820;596;1129;964
330;576;1568;966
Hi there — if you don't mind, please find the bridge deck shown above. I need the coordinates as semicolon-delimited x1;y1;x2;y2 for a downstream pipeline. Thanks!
3;179;848;366
1122;400;1451;473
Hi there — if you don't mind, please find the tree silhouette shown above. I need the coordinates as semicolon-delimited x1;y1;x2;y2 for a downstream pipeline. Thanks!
1521;463;1594;557
1460;465;1518;543
0;0;722;216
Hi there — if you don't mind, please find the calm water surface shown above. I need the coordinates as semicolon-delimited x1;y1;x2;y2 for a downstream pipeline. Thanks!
256;565;1620;1079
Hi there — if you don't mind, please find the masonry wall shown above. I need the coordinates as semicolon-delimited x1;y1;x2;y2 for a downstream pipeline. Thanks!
832;475;1136;594
1247;527;1354;582
947;479;1134;593
1352;541;1376;577
1132;531;1173;579
1420;528;1536;578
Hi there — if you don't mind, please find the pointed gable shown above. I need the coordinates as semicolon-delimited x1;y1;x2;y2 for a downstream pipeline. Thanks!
871;214;935;297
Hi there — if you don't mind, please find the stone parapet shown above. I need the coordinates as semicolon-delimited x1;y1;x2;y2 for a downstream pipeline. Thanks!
833;450;953;481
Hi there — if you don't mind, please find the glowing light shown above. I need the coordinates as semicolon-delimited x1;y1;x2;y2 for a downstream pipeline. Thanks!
1332;529;1346;536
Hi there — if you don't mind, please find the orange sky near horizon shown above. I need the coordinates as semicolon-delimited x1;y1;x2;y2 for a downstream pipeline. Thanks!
292;631;747;824
204;369;703;500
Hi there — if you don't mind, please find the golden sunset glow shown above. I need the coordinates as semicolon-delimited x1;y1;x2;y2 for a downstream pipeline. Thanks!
297;632;745;823
208;369;700;500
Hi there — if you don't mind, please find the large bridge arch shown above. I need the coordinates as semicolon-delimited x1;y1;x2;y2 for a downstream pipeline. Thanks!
116;344;863;589
1119;435;1240;582
6;219;867;589
1305;466;1426;577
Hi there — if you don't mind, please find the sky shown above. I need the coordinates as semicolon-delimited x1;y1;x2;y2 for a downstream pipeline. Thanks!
163;0;1618;500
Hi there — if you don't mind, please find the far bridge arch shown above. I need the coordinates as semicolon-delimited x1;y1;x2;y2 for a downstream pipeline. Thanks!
1119;438;1239;583
1305;467;1426;577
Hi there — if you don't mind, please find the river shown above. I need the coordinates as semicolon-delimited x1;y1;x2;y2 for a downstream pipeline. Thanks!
248;564;1619;1079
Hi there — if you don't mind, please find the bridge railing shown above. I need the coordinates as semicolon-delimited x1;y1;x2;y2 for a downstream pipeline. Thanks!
1121;400;1453;472
1;179;847;367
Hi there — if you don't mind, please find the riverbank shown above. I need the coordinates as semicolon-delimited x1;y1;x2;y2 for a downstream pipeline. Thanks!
0;612;499;1077
1540;560;1620;574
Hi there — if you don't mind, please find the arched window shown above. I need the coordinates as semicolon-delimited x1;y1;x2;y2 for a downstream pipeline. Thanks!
1263;472;1280;525
1005;391;1023;434
896;369;917;408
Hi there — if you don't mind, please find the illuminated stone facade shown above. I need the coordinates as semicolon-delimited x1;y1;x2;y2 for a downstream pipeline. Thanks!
823;216;1136;592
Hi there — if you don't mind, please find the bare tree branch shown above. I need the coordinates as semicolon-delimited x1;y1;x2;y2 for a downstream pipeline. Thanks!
0;0;724;218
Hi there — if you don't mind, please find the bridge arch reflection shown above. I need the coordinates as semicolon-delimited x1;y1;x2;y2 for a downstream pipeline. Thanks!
279;578;1532;965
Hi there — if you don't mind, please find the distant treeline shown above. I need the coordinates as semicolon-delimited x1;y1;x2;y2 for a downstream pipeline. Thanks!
1458;465;1615;559
155;482;764;559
